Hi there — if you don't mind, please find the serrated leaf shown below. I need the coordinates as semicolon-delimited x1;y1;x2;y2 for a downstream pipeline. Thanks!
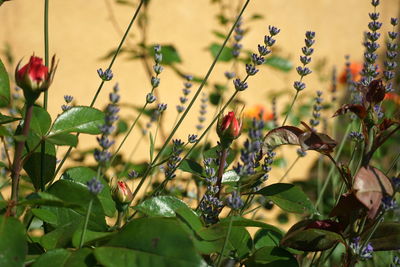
0;58;10;107
255;183;317;214
49;106;104;136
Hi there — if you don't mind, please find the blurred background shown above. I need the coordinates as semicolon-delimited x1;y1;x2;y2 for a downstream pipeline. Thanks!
0;0;399;184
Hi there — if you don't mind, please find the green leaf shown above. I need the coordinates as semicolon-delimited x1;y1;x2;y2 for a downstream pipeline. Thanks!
31;208;58;225
134;196;202;231
0;125;11;136
61;167;116;217
40;222;81;250
23;133;56;191
46;133;78;147
254;228;283;249
149;132;154;162
0;58;10;107
369;222;400;251
97;217;205;267
264;56;293;72
255;183;317;214
46;179;107;231
227;227;253;259
281;220;344;252
30;106;52;136
32;248;96;267
19;192;80;208
49;106;104;136
0;113;20;125
148;44;182;65
212;30;227;39
245;247;299;267
0;215;27;267
209;43;234;62
178;159;204;177
72;229;111;248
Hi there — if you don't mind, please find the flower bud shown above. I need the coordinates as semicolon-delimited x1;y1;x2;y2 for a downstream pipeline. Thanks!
15;54;57;102
112;181;133;210
217;111;242;147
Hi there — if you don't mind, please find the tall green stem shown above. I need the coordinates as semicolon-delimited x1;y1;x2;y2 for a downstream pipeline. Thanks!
282;90;299;126
131;0;250;200
216;215;234;267
79;199;93;248
53;0;145;179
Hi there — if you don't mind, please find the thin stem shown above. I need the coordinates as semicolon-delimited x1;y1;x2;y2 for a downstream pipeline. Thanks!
216;214;234;267
41;0;50;192
131;0;250;200
1;137;11;168
282;90;299;126
279;155;300;182
315;123;352;210
78;198;93;248
53;0;145;179
10;104;34;215
386;150;400;175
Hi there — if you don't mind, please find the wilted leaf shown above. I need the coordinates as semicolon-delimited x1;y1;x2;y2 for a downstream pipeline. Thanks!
353;166;393;218
263;126;303;150
333;104;367;119
365;79;385;104
298;131;337;154
368;222;400;251
281;220;344;251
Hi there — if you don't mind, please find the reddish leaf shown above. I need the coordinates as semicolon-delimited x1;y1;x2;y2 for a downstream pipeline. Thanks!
263;126;304;150
353;166;394;219
366;79;385;104
298;131;337;154
330;192;366;227
378;118;399;131
305;220;343;233
333;104;367;119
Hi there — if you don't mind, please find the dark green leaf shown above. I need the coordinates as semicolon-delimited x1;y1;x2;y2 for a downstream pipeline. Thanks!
369;222;400;251
148;44;182;65
62;167;116;217
281;220;343;251
178;159;204;177
46;133;78;147
30;106;52;136
49;106;104;136
31;208;58;225
0;58;10;107
255;183;317;214
46;180;107;231
32;248;96;267
19;192;80;208
0;113;20;125
98;217;204;266
23;133;56;191
0;125;11;136
72;229;111;248
40;222;81;250
245;247;299;267
209;43;234;62
0;215;27;267
254;228;283;249
264;56;293;72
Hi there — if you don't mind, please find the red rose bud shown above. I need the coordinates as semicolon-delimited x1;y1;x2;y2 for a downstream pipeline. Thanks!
15;54;57;102
112;181;133;207
217;111;242;146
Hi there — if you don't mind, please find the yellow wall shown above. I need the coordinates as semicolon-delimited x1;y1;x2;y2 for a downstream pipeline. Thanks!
0;0;399;180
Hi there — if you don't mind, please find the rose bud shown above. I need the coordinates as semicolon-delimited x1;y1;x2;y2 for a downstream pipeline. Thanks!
112;181;133;210
217;111;242;147
15;54;57;102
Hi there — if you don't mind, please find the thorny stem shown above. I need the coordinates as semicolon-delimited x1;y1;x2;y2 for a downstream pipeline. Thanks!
216;147;228;199
131;0;250;201
11;104;34;216
53;0;145;180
